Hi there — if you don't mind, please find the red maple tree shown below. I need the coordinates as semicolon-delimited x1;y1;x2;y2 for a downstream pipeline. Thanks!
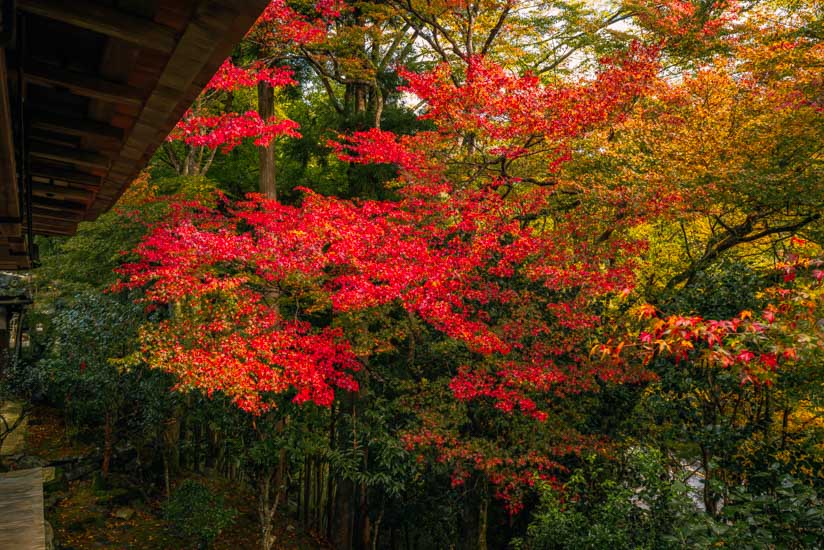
118;40;671;511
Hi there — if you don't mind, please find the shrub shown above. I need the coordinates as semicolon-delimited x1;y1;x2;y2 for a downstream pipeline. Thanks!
163;480;236;549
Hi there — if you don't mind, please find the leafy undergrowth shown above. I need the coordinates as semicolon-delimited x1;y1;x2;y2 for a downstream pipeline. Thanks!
50;477;324;549
28;406;325;549
51;481;177;549
25;405;94;461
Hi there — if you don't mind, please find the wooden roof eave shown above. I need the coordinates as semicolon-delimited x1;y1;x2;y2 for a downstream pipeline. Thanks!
0;0;269;266
88;0;270;220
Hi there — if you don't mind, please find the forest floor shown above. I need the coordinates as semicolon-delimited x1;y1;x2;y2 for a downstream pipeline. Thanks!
24;405;326;549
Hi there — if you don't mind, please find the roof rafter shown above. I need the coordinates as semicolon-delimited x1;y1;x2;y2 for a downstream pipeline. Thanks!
30;111;124;142
29;141;111;171
18;0;178;54
22;62;144;106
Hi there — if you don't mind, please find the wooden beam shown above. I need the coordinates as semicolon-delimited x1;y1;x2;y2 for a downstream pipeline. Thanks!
0;222;21;238
4;237;26;254
30;216;77;234
31;228;74;237
0;260;30;270
29;141;111;171
31;182;93;204
4;246;26;257
23;62;144;107
30;164;102;187
32;207;83;222
29;127;121;156
28;128;80;149
30;111;124;142
29;229;67;237
0;50;19;229
17;0;178;54
0;249;29;261
32;195;89;212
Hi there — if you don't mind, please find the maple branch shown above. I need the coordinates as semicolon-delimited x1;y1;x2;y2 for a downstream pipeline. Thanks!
395;28;420;68
712;214;736;235
465;3;475;56
301;50;344;114
517;176;559;187
160;142;181;173
200;146;220;175
680;221;694;261
389;10;460;87
196;142;206;174
378;23;413;73
481;2;512;55
373;81;383;129
532;9;633;74
302;48;371;86
666;212;822;290
392;0;467;61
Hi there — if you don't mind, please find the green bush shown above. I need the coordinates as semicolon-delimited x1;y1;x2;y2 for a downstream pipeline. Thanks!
513;449;705;550
515;450;824;549
709;468;824;549
163;480;236;549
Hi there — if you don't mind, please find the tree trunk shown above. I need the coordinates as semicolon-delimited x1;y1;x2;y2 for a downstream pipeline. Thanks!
333;477;354;550
205;424;218;470
193;420;201;473
458;485;481;550
162;450;171;498
372;84;383;129
478;490;488;550
360;480;371;550
297;465;302;523
303;456;311;527
355;85;367;116
257;415;289;550
257;81;277;199
102;412;113;479
162;408;182;496
258;470;277;550
359;447;371;549
325;404;337;539
315;458;323;534
371;505;384;550
325;466;335;540
276;444;287;518
700;444;717;516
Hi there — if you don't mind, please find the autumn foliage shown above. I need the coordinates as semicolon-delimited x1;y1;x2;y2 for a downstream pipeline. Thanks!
117;0;824;518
